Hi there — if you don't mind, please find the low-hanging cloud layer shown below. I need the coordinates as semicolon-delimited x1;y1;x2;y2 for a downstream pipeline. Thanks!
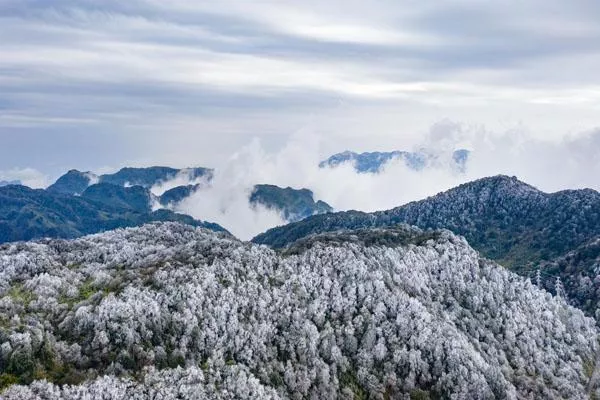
0;167;49;189
158;122;600;240
2;119;599;239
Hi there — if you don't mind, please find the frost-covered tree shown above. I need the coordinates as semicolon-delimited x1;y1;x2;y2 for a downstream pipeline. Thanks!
0;222;598;399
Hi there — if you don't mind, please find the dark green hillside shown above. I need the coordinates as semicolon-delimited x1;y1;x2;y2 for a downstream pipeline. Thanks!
82;183;153;213
0;185;225;244
100;167;211;188
47;170;94;195
250;184;333;222
159;184;201;206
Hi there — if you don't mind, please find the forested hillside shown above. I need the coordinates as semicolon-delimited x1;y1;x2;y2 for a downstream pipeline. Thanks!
535;236;600;318
1;223;598;399
48;167;212;196
47;167;333;224
254;175;600;269
0;185;225;244
250;185;332;222
253;176;600;323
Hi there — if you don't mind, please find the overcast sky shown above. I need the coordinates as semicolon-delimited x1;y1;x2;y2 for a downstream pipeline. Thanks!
2;0;600;185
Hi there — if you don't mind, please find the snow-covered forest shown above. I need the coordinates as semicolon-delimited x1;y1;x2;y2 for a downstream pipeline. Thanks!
0;222;599;399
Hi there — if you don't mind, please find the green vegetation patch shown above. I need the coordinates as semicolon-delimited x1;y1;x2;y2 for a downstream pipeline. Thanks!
339;370;367;400
7;283;36;307
58;277;98;307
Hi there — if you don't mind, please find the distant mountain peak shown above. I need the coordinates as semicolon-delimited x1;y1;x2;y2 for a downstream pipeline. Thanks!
159;184;201;207
253;175;600;268
250;184;333;222
447;174;542;197
319;149;470;173
48;166;212;196
0;183;226;244
47;169;97;195
99;166;212;188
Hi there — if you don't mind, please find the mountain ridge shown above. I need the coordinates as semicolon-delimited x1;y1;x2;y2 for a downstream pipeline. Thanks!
48;167;212;196
253;175;600;268
252;175;600;323
252;175;600;267
0;185;226;244
319;149;470;173
250;184;333;222
0;180;21;187
48;168;333;224
0;222;597;398
81;183;153;213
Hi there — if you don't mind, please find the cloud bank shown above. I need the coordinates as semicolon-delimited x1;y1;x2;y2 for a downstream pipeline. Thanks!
0;168;49;189
161;122;600;240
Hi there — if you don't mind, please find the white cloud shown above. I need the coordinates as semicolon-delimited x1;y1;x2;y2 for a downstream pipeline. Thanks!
150;169;211;196
0;168;50;189
168;123;600;239
172;146;287;240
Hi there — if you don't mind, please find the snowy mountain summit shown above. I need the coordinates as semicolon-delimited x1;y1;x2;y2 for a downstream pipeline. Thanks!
1;222;598;399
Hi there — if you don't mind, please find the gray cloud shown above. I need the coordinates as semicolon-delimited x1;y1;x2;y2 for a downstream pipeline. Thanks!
1;0;600;180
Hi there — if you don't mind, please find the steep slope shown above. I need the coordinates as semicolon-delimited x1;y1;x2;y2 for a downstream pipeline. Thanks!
250;184;333;222
0;223;598;399
0;185;225;244
159;184;201;206
47;170;96;195
535;236;600;318
253;175;600;269
319;149;469;173
81;183;153;213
